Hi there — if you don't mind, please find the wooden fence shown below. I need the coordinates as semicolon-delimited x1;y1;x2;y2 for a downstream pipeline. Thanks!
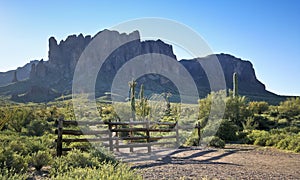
55;117;180;156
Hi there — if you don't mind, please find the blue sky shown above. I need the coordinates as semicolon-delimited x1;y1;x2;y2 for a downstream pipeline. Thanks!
0;0;299;96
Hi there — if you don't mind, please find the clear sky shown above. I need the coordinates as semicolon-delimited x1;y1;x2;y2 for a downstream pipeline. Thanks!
0;0;299;96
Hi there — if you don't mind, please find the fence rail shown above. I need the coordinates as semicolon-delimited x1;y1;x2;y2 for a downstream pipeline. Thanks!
55;117;180;156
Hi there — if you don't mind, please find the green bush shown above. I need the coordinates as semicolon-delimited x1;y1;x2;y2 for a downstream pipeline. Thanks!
247;129;300;152
276;138;290;150
64;149;98;168
184;130;199;146
90;147;117;164
208;136;225;148
51;148;114;176
247;130;270;145
265;134;285;146
53;163;142;180
216;119;239;142
0;150;28;173
5;107;33;132
0;166;29;180
202;136;225;148
278;118;289;127
30;150;52;171
26;119;51;136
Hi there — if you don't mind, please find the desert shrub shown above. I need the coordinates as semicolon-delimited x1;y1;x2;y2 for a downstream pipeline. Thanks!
68;142;93;150
100;105;120;122
51;148;110;176
4;137;35;155
247;129;300;152
254;136;268;146
278;118;289;127
224;95;251;128
265;134;286;146
4;107;34;132
4;135;52;155
287;138;300;151
216;119;239;142
202;136;225;148
236;131;249;143
248;101;269;114
0;166;29;180
53;163;142;180
90;147;117;164
64;149;98;168
0;151;28;173
242;117;259;132
276;138;290;150
254;115;275;130
295;145;300;153
29;150;52;171
247;130;270;144
281;126;300;134
208;136;225;148
184;129;199;146
278;97;300;119
26;118;51;136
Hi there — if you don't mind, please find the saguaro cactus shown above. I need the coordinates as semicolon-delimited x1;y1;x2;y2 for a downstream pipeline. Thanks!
164;92;172;116
233;72;238;97
129;80;137;120
139;84;147;118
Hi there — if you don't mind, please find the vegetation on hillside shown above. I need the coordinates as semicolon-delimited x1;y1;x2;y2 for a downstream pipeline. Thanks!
0;85;299;178
186;93;300;151
0;101;141;179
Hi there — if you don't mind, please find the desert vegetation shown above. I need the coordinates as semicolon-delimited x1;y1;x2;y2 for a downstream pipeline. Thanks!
0;90;299;179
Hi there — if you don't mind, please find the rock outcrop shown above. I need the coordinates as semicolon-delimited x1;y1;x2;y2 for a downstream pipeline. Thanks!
0;60;38;87
0;30;286;104
11;70;18;83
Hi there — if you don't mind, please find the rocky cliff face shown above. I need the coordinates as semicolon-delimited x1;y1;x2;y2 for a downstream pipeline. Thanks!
0;30;284;103
180;54;266;96
0;60;39;87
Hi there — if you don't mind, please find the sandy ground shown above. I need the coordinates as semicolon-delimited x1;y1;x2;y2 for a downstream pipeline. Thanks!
131;144;300;180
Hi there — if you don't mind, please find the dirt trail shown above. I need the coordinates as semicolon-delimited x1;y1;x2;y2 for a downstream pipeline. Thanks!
132;144;300;179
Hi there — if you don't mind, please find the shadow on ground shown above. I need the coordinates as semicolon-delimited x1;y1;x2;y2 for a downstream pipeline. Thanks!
131;147;245;169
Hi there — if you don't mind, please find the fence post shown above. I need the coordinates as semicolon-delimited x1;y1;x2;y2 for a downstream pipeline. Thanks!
108;120;113;151
195;122;201;146
115;124;119;152
175;121;179;147
146;120;151;153
56;117;63;157
129;119;133;152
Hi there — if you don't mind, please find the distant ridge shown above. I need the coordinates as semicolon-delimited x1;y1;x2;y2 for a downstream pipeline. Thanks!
0;30;288;104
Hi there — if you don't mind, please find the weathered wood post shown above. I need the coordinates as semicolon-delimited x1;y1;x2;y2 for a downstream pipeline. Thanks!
115;124;119;152
56;117;63;157
175;121;179;147
108;120;113;151
146;120;151;153
129;80;136;153
195;122;201;146
129;119;133;152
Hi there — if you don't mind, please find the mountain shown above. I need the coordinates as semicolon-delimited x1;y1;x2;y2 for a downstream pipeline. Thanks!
0;60;39;87
0;30;286;104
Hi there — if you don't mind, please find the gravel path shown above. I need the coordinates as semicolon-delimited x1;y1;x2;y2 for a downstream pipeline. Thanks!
131;144;300;179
